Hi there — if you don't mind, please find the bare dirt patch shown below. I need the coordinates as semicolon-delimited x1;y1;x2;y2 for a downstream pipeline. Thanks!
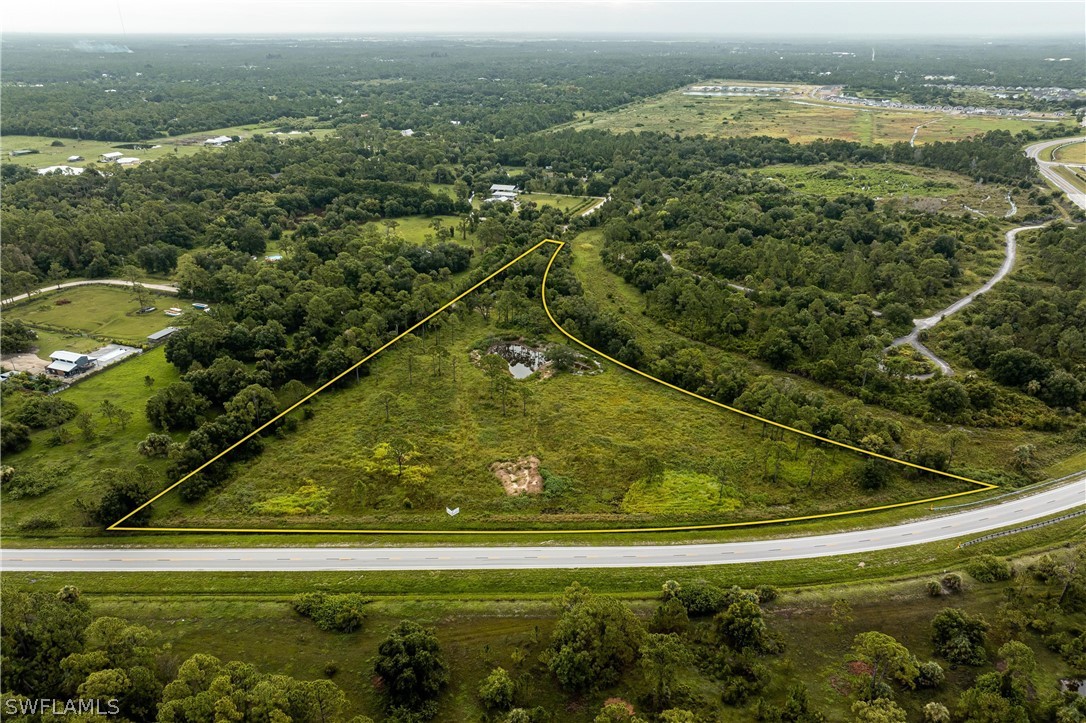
490;456;544;496
1;352;49;375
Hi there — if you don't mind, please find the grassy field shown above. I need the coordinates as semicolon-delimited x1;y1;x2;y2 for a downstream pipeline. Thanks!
1043;139;1086;163
752;163;958;199
5;285;187;348
0;346;183;532
519;192;597;215
1052;164;1086;194
566;85;1075;145
157;304;957;531
2;525;1081;721
1;123;335;170
372;214;476;246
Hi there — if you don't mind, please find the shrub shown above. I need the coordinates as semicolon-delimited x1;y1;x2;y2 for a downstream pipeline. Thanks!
675;580;742;616
941;573;963;593
966;555;1012;583
13;395;79;429
856;459;891;491
650;598;689;634
755;585;780;604
136;432;174;458
922;702;951;723
80;472;154;528
931;608;989;666
0;421;32;453
478;667;515;711
16;515;61;532
2;466;61;499
291;592;370;633
926;580;943;597
915;660;945;688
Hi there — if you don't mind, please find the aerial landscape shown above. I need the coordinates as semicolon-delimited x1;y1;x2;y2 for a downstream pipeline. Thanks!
1;1;1085;721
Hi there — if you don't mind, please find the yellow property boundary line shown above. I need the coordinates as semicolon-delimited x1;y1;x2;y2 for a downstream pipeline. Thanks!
111;239;995;534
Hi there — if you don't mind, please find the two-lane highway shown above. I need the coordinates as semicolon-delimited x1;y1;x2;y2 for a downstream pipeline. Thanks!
1024;137;1086;210
4;476;1082;571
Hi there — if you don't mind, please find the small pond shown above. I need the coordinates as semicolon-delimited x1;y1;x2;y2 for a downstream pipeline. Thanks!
488;342;547;379
1061;679;1086;697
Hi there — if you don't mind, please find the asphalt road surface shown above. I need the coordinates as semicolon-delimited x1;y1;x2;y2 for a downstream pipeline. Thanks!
1024;137;1086;210
1;278;179;306
4;476;1082;572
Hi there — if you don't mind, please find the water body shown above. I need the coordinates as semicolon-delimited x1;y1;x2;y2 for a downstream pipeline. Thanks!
488;342;546;379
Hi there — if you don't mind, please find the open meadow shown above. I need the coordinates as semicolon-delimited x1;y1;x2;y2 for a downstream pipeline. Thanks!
164;308;959;531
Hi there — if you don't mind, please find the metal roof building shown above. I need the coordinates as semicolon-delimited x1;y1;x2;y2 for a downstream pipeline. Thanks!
147;327;180;343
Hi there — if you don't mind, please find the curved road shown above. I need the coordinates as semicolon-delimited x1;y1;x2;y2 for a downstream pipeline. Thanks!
888;224;1041;378
1025;137;1086;210
1;278;179;306
886;137;1085;377
3;476;1082;571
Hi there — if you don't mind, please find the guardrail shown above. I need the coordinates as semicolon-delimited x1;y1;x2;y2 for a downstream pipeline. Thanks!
932;472;1084;512
958;508;1086;548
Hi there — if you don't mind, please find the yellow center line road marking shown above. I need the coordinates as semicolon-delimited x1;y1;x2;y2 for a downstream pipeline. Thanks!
109;239;996;537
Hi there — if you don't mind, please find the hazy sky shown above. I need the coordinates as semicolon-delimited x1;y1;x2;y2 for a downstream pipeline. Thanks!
4;1;1084;38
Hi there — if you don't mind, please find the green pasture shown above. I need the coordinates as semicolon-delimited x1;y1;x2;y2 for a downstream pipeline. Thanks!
1;123;335;169
5;285;186;347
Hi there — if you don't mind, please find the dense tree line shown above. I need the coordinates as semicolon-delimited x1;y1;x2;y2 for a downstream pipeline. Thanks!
3;36;1080;142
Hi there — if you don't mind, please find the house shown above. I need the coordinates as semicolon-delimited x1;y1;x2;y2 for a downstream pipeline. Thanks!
204;135;233;146
100;151;123;162
67;155;84;162
46;351;93;377
37;165;85;176
115;157;141;166
147;327;180;344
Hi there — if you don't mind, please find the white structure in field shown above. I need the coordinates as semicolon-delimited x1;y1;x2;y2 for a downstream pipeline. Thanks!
37;165;85;176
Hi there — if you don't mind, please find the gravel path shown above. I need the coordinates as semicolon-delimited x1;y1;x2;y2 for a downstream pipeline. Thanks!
886;224;1044;379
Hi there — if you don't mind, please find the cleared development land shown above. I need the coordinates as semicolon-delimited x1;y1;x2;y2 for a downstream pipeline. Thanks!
567;81;1074;144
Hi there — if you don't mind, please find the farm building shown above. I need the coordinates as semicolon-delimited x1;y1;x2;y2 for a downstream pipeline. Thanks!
486;183;519;203
37;165;85;176
400;129;415;137
46;351;93;377
115;157;141;166
147;327;180;344
9;149;37;157
204;135;233;146
100;151;123;162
